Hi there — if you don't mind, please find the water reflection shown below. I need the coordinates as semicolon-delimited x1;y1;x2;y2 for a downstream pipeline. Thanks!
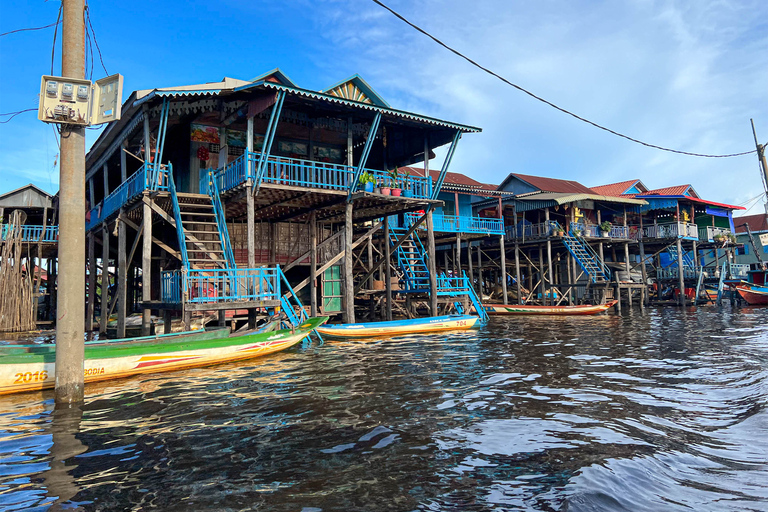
0;306;766;511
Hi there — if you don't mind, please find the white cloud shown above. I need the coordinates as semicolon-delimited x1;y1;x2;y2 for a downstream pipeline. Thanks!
312;0;768;205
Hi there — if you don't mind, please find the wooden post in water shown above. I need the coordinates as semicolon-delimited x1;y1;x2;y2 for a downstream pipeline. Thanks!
467;241;474;293
100;227;109;333
677;237;685;307
117;214;127;338
310;211;317;317
455;235;461;277
513;209;522;304
384;216;392;321
476;243;483;297
344;202;354;324
545;208;554;305
427;210;438;315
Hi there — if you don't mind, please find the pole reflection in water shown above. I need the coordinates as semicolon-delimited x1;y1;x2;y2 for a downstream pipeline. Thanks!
42;405;87;511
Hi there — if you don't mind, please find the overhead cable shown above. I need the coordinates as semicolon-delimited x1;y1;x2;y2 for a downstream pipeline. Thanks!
370;0;756;159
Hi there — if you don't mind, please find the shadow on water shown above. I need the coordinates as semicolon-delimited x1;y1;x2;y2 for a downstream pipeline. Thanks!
0;305;766;511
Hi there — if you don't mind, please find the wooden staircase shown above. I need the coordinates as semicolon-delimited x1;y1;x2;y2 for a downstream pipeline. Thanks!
174;192;228;270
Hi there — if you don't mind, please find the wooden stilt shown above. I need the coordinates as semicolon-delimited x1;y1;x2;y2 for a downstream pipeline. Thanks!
476;243;483;296
141;198;152;335
427;209;438;316
117;215;127;338
310;211;318;317
163;310;172;334
86;234;95;330
467;241;474;293
500;235;508;304
538;244;545;304
384;216;392;321
677;237;686;307
344;202;355;324
100;227;109;333
455;235;461;276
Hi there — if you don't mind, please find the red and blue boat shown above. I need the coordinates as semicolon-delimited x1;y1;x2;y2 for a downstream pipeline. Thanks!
315;314;480;339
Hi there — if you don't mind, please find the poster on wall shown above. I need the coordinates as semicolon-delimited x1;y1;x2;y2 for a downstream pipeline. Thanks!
759;233;768;247
191;124;220;144
226;130;246;148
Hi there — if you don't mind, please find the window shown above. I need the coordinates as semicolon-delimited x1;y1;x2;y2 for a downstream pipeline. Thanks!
735;246;749;256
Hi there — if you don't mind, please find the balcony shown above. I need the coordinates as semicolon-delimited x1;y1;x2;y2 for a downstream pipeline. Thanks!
642;222;699;240
570;222;630;239
87;163;169;231
698;226;733;243
1;224;59;243
404;212;504;235
211;150;433;199
161;267;283;304
505;220;560;240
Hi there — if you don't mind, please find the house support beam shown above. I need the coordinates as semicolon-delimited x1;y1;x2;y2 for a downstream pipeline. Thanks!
310;211;318;317
100;227;109;333
343;202;355;324
117;213;127;338
141;198;153;335
427;210;438;315
384;216;392;321
677;237;685;307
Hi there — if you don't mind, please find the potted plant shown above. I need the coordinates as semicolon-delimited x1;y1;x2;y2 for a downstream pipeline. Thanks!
727;233;737;244
358;171;375;193
389;166;402;196
600;221;612;237
401;167;413;197
714;234;725;243
380;178;391;196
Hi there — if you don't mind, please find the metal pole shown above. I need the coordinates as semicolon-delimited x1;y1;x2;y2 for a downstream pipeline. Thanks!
55;0;86;405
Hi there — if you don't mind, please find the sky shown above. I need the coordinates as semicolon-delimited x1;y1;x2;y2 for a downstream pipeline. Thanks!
1;0;767;215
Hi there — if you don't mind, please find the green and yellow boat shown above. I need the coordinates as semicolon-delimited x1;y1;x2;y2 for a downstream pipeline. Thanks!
0;316;327;395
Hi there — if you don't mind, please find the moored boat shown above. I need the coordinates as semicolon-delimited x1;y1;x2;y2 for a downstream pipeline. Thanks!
315;314;480;338
736;285;768;305
0;316;328;395
483;300;618;316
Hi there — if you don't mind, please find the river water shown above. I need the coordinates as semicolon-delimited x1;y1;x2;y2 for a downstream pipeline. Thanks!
0;306;766;511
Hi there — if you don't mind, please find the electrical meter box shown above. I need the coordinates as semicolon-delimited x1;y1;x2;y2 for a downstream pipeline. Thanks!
38;74;123;126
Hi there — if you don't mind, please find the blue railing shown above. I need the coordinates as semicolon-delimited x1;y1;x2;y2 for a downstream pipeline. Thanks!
570;222;629;239
87;163;169;231
161;270;182;304
1;224;59;242
167;166;189;268
213;151;432;199
436;272;489;323
161;267;283;304
506;220;560;240
405;213;504;235
205;169;236;269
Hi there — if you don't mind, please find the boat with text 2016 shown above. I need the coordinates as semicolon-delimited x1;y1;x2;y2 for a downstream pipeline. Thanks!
483;300;618;316
315;314;480;339
0;316;328;395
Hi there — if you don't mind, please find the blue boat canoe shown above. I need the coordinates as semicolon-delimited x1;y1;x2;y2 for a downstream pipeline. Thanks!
315;314;480;339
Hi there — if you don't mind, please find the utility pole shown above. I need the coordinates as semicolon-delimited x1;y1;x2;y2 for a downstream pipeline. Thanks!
55;0;86;405
750;119;768;218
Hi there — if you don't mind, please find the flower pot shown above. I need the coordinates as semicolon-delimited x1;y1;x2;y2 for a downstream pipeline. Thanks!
381;187;391;195
373;280;386;291
364;182;374;193
391;188;402;196
601;231;610;237
373;187;381;194
402;189;412;198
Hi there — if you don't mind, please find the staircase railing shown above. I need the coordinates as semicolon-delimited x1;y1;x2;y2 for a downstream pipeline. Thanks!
436;271;489;323
277;266;323;342
563;222;610;282
167;166;189;270
389;227;430;291
206;170;236;270
666;246;695;269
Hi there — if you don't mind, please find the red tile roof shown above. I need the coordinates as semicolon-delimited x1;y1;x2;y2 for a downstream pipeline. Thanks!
734;213;768;233
641;185;698;198
402;167;499;192
590;179;641;197
511;173;594;194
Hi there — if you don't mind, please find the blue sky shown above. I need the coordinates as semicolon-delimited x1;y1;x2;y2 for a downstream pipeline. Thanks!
1;0;766;213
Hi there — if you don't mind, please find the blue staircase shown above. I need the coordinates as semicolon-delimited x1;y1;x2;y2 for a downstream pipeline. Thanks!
437;272;489;323
666;246;694;269
389;227;431;292
562;223;610;283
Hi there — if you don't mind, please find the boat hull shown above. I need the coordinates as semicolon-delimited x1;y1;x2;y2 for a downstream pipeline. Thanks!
736;286;768;305
315;314;479;338
483;300;618;316
0;317;327;395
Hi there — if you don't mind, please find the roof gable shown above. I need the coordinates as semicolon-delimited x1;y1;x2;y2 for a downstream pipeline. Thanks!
321;74;389;107
499;173;594;195
0;184;55;208
248;68;297;87
734;213;768;233
591;179;648;197
641;184;698;198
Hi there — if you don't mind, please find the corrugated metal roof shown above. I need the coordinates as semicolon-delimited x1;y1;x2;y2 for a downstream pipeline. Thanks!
591;179;642;197
504;173;595;194
235;81;481;133
516;192;647;205
734;213;768;233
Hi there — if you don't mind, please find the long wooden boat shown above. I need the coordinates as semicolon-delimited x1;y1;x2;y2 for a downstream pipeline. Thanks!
0;316;328;395
483;300;618;316
736;285;768;305
315;314;479;339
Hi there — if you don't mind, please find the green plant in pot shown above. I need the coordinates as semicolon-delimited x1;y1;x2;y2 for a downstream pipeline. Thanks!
600;221;612;237
389;166;402;196
401;167;413;197
358;171;375;193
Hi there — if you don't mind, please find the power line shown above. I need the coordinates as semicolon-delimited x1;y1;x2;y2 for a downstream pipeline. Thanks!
370;0;757;159
85;6;108;76
50;4;62;75
0;20;61;37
